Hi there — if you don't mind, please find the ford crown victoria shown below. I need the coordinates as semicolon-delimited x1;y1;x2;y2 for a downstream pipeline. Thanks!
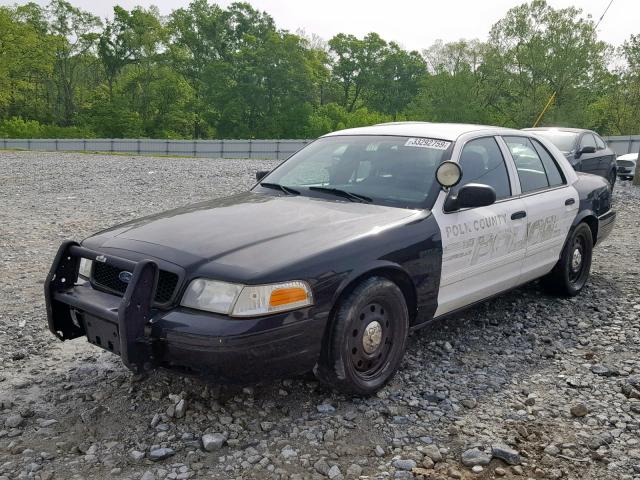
45;122;616;394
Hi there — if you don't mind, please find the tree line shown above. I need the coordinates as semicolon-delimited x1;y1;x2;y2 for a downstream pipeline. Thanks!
0;0;639;139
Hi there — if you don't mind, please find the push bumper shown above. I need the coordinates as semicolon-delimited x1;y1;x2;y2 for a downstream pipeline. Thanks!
44;241;326;381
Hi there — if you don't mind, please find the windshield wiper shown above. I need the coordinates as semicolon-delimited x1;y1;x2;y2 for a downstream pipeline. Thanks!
259;182;300;196
309;186;372;203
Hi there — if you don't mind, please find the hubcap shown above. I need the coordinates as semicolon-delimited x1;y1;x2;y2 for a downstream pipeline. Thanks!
362;321;382;354
571;248;582;271
349;302;393;378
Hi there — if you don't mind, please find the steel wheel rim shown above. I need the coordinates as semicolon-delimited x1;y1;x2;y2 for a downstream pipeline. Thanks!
348;302;393;380
568;235;586;283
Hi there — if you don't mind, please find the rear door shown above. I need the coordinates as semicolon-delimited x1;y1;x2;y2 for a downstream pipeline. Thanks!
577;133;601;176
502;136;578;282
433;136;527;317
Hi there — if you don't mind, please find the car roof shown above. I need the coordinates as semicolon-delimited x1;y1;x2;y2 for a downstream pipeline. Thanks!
617;153;638;160
523;127;591;134
321;122;523;142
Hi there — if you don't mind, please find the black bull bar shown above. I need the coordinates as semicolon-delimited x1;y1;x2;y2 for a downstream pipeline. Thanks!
44;240;159;373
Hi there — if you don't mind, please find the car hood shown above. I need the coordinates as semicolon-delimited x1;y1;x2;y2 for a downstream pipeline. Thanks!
84;191;425;279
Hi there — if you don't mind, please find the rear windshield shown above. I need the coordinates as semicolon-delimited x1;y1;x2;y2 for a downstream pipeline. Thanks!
258;135;453;209
530;130;578;153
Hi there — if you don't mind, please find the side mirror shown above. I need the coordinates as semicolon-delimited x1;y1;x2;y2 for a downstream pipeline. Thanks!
444;183;497;212
577;145;596;157
256;170;269;182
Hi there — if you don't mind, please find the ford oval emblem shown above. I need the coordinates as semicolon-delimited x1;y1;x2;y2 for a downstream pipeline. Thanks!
118;271;133;284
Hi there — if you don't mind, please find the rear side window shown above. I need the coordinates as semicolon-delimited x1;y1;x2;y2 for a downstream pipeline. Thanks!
455;137;511;200
530;139;565;186
503;136;549;193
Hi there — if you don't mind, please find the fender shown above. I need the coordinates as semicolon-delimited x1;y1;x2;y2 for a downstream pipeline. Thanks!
330;260;418;314
571;208;598;229
570;173;612;246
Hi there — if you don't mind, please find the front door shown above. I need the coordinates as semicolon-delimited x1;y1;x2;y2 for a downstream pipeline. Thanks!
576;132;602;176
432;136;527;317
593;133;615;179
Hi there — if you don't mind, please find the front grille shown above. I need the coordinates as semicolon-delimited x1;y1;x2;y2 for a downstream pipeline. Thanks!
617;160;635;168
92;262;179;304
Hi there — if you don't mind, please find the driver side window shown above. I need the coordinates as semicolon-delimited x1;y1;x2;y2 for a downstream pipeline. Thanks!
454;137;511;200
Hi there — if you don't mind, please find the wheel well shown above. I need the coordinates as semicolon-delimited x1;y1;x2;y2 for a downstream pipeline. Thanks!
331;268;418;325
582;215;598;245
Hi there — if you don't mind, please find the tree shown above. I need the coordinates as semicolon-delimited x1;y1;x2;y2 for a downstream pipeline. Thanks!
1;0;639;140
367;43;425;119
0;4;55;122
47;0;101;125
328;33;387;112
483;0;607;128
406;40;488;124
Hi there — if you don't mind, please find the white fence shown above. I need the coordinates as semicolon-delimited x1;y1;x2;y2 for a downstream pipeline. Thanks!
0;136;638;158
605;136;640;156
0;138;311;160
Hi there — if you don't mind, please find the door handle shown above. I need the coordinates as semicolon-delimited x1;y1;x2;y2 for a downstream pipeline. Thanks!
511;211;526;220
565;198;575;206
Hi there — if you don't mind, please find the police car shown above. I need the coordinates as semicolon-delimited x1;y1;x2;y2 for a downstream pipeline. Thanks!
45;123;616;395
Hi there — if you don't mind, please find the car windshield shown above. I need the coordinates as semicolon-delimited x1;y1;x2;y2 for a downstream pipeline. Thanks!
530;130;578;153
256;135;453;209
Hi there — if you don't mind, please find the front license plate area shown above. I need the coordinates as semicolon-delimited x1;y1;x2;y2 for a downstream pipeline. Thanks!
81;312;121;355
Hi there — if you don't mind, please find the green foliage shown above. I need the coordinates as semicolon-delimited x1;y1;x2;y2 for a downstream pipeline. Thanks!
0;0;638;139
0;117;92;138
304;103;393;137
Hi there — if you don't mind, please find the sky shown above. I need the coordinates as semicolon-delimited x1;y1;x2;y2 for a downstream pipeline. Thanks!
3;0;637;50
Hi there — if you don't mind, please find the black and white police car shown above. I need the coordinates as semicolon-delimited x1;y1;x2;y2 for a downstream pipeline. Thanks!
45;122;616;395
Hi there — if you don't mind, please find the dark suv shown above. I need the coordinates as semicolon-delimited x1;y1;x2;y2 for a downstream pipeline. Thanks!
523;128;617;187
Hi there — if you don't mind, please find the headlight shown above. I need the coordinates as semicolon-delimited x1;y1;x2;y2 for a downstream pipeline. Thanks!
180;279;243;314
180;279;313;317
78;258;93;279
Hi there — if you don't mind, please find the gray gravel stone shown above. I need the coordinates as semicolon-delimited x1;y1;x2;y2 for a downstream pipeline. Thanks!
491;444;521;465
461;448;491;467
4;414;23;429
327;464;342;479
317;403;336;414
0;154;637;480
174;399;186;419
422;444;442;462
392;458;417;470
129;450;145;462
570;403;589;417
148;448;175;461
201;433;226;452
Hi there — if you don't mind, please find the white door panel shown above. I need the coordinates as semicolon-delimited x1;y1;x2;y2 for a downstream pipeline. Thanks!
519;185;579;282
433;196;527;317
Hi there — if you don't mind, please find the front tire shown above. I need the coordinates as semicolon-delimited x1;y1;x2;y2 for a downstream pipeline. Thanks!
543;223;593;296
608;169;616;189
315;277;409;395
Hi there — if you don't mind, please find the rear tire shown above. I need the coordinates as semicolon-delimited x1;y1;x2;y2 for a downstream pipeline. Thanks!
314;277;409;395
542;223;593;297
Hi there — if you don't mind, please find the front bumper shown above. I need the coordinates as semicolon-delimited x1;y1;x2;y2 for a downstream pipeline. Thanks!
44;241;326;381
597;210;616;244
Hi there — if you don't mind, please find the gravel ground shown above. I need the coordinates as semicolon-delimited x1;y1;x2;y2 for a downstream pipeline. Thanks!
0;151;639;480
